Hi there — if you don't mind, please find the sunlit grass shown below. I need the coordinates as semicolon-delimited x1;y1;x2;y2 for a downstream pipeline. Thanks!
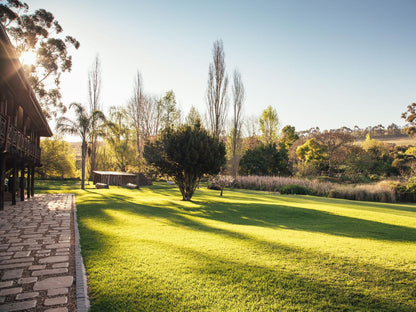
39;181;416;311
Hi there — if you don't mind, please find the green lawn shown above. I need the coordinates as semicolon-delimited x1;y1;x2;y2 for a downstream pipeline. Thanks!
39;181;416;311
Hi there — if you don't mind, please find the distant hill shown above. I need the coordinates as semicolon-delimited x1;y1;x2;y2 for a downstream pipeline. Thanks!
355;135;415;147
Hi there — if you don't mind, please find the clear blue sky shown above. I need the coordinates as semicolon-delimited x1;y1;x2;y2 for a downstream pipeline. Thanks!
29;0;416;133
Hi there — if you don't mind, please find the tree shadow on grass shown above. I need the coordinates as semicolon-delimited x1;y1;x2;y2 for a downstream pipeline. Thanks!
80;187;416;243
77;187;416;311
278;195;416;215
84;228;416;312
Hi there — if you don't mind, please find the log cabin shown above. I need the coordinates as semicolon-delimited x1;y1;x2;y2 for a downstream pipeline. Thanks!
0;22;52;210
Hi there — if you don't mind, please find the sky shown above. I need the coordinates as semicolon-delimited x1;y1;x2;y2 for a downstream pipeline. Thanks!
27;0;416;137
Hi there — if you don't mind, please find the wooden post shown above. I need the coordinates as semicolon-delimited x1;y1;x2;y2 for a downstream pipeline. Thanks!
30;165;35;197
0;154;5;211
26;163;30;199
11;160;17;205
19;164;25;201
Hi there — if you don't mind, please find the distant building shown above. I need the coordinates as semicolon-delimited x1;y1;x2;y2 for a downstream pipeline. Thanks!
0;22;52;210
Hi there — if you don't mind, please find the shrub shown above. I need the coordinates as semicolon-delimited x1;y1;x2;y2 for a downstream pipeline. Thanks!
234;175;332;196
395;177;416;202
279;184;314;195
328;182;396;203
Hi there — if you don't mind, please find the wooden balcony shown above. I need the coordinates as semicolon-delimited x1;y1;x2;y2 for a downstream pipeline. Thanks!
0;113;41;165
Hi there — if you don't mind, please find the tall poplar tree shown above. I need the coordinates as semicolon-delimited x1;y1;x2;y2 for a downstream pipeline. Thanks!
88;55;102;180
206;40;228;139
230;69;245;178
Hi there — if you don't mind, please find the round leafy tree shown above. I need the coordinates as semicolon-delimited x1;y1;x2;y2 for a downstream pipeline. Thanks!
144;124;226;201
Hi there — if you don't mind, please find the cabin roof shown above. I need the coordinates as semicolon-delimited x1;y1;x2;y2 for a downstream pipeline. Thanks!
93;171;137;176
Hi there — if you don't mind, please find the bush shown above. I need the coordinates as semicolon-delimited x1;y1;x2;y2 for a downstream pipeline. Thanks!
395;177;416;202
328;182;396;203
279;184;314;195
234;175;332;196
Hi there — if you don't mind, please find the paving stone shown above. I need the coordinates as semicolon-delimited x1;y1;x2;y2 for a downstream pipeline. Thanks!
39;256;69;264
0;299;37;311
55;252;69;256
12;251;31;258
47;287;69;296
6;238;21;244
2;269;23;280
15;291;39;300
0;281;13;288
0;262;31;270
17;277;37;284
0;287;22;296
44;296;68;306
7;246;23;252
37;250;51;254
28;264;46;270
45;308;68;312
56;248;69;253
52;263;69;269
1;257;34;264
32;268;68;277
33;276;73;291
45;243;70;249
20;234;43;239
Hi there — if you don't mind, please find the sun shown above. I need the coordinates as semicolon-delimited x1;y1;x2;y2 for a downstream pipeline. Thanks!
20;50;37;66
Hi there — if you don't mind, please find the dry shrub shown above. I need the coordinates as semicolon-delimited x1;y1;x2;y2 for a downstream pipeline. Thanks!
329;181;396;203
234;175;396;203
234;175;332;196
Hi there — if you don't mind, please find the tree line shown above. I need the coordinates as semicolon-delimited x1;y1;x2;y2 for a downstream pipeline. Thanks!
5;1;414;196
38;40;416;192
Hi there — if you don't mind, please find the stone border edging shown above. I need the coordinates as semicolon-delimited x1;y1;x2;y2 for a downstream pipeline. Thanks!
72;194;90;312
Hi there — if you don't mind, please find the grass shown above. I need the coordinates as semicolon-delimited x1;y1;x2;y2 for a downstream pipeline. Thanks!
38;180;416;311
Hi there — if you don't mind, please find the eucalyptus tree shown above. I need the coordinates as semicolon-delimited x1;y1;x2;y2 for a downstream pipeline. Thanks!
259;106;279;145
207;39;228;139
402;102;416;137
1;0;80;118
56;103;105;189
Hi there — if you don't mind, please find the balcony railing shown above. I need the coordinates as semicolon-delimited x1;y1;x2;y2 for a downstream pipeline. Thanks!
0;113;41;164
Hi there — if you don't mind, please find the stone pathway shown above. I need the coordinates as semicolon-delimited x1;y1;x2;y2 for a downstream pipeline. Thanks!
0;194;79;312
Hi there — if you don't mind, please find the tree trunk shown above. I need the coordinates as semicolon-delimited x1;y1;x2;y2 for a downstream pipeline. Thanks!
89;138;96;181
81;141;87;190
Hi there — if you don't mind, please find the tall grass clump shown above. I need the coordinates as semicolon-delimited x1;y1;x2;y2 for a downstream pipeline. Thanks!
328;181;396;203
234;175;333;196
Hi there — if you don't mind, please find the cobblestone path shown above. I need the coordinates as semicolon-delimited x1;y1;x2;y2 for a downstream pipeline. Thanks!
0;194;76;312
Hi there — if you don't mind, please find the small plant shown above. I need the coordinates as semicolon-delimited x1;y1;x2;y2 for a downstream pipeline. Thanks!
209;175;235;196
